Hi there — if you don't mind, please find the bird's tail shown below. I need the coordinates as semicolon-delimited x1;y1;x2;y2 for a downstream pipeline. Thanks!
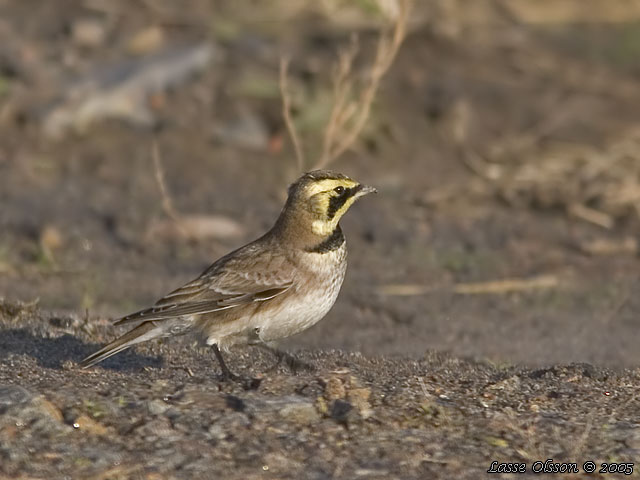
80;322;159;368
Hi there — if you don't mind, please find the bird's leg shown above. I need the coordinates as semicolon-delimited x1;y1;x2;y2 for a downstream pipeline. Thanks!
212;344;240;381
254;342;315;374
212;344;261;389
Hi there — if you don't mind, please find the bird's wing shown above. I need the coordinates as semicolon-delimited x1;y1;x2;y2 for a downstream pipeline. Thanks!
114;245;295;326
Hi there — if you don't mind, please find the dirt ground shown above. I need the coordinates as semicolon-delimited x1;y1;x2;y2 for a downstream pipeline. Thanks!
1;1;640;478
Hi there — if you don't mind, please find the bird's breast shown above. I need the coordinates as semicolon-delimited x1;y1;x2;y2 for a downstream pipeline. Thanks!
257;243;347;341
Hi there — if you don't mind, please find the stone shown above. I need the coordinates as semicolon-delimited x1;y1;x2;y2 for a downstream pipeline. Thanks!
278;402;320;425
348;388;373;419
147;399;170;416
0;387;68;438
324;377;346;401
71;19;106;48
330;399;355;424
207;423;227;441
128;26;165;55
0;385;33;413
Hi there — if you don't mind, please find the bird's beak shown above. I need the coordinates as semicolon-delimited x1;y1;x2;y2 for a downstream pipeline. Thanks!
355;184;377;198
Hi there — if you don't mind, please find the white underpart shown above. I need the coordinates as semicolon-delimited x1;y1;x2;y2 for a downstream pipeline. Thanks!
204;243;347;348
259;246;347;341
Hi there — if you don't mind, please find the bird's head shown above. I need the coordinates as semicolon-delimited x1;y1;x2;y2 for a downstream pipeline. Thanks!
281;170;376;238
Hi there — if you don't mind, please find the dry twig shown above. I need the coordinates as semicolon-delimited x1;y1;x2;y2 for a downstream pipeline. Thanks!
452;275;559;295
152;141;183;225
150;142;245;242
279;57;305;172
315;0;411;169
279;0;411;172
378;274;560;296
320;35;360;167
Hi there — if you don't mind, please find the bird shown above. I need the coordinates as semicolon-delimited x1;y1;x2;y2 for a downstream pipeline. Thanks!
80;170;376;381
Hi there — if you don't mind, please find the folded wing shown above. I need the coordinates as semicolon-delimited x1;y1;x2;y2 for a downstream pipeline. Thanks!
115;247;295;326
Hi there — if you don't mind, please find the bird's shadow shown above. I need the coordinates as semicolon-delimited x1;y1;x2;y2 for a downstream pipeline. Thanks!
0;328;163;371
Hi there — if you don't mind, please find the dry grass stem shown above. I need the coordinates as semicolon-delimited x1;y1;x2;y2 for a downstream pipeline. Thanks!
579;236;637;256
378;274;560;296
377;284;435;296
567;204;614;229
315;0;410;169
279;57;305;172
278;0;411;172
150;142;245;241
320;35;360;165
452;275;559;295
151;141;187;236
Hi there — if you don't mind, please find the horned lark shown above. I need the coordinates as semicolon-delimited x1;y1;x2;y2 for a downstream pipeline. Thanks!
81;170;376;380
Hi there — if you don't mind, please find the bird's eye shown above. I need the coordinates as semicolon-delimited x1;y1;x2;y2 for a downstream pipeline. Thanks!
334;186;345;195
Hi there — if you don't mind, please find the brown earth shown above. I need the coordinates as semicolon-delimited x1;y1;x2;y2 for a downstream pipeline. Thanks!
1;300;640;479
1;1;640;478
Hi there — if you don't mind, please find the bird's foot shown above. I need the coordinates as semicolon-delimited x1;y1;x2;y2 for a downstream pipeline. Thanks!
253;343;315;375
218;369;261;390
277;351;315;374
213;343;261;389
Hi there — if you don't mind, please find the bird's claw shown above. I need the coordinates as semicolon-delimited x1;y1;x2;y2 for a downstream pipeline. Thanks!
218;370;261;390
278;352;315;374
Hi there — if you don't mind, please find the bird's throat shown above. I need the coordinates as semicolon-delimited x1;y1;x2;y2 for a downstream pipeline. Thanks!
306;225;345;253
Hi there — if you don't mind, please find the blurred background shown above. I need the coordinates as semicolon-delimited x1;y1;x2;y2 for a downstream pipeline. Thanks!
1;0;640;367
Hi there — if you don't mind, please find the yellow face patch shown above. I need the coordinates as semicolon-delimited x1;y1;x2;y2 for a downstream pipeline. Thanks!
302;178;363;236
